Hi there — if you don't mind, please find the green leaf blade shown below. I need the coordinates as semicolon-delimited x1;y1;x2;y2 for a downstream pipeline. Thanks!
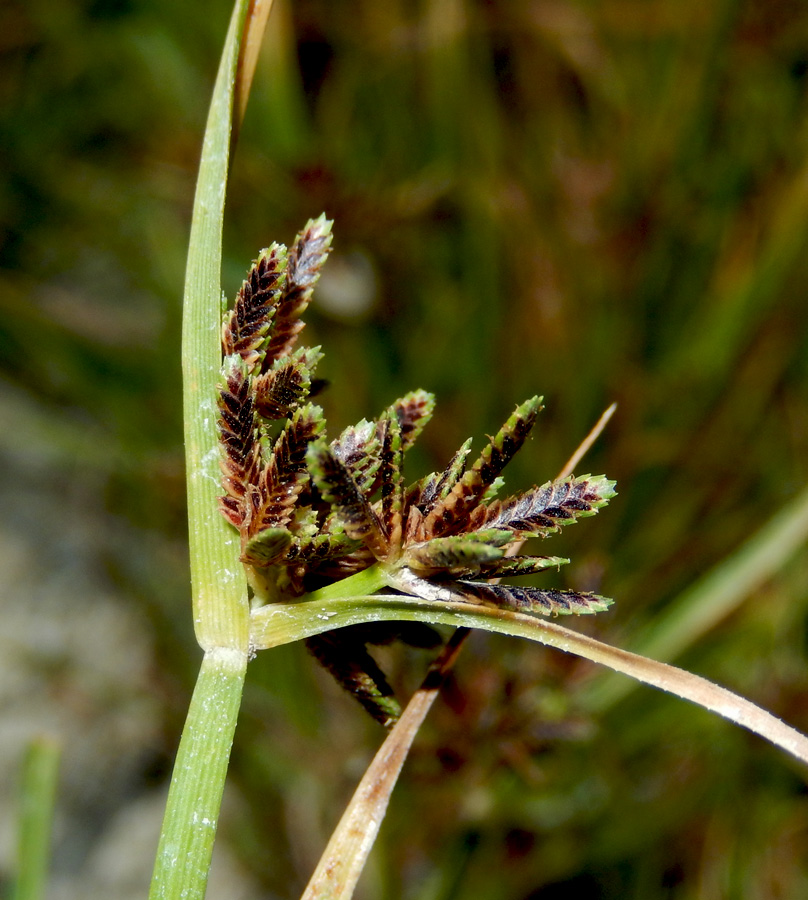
181;0;252;652
250;590;808;767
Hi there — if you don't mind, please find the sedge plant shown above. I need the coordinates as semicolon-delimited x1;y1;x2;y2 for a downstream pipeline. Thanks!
145;2;808;899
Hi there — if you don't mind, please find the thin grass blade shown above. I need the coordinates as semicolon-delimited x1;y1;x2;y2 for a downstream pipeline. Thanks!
587;482;808;711
250;588;808;766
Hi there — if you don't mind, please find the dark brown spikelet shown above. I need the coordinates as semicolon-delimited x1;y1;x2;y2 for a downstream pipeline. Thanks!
305;631;402;729
454;581;612;616
422;396;542;538
216;357;260;529
244;404;325;548
222;244;288;372
307;441;387;559
264;216;333;366
469;475;617;537
253;363;308;420
253;347;323;420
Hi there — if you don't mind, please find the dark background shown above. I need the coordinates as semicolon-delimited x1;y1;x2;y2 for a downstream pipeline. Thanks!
2;0;808;897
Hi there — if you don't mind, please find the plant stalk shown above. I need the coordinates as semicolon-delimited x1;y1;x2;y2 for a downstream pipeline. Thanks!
11;737;60;900
149;649;247;900
150;1;252;897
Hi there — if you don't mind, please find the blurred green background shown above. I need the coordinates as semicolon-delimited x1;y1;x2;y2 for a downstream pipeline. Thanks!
2;0;808;897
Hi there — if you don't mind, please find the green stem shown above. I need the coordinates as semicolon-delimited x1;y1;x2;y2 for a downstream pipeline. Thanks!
303;563;390;602
12;737;60;900
150;2;252;897
149;649;247;900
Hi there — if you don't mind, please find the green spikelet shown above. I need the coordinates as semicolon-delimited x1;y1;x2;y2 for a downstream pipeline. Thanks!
378;414;404;557
405;529;512;575
409;437;473;532
389;390;436;451
242;527;295;567
482;475;506;502
477;555;569;577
